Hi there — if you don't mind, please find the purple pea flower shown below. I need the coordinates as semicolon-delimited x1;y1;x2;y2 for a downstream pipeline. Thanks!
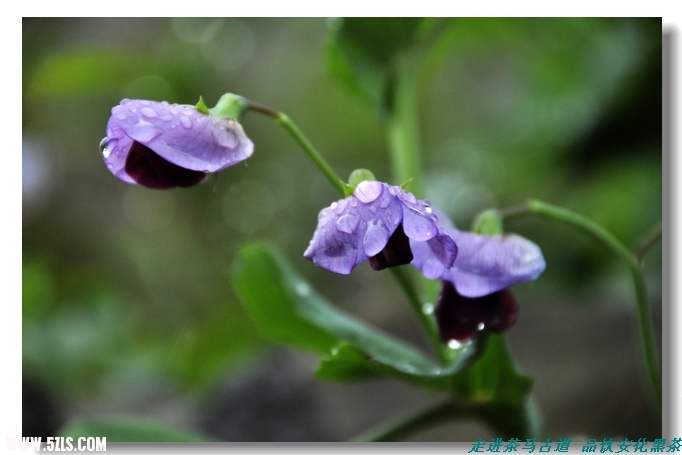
100;99;254;189
410;212;545;298
434;282;518;343
304;180;458;275
411;210;545;342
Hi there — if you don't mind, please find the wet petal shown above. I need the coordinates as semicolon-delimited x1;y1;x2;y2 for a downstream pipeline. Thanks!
304;198;365;274
435;282;518;342
401;203;438;241
304;181;457;275
354;180;383;203
102;99;254;188
369;224;413;271
103;119;136;184
446;231;546;298
124;141;207;189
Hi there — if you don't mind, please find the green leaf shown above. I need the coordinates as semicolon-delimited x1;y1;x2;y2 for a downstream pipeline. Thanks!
451;334;533;406
231;243;338;354
27;49;147;99
325;18;423;109
232;243;478;389
60;418;211;442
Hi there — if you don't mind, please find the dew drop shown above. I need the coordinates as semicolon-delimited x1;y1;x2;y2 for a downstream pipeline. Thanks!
403;193;417;204
140;100;151;106
115;113;127;120
422;303;434;315
447;339;462;350
336;214;359;234
180;116;192;129
99;137;110;158
318;207;332;223
378;197;391;209
477;322;485;331
355;180;383;203
140;107;157;118
362;220;388;256
350;198;358;207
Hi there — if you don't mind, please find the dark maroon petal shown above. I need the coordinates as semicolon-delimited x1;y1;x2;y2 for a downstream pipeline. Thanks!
124;141;207;189
369;224;413;271
434;282;519;342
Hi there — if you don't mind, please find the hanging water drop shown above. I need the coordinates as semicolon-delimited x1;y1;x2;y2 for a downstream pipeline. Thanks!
422;302;434;315
99;137;110;158
447;339;462;350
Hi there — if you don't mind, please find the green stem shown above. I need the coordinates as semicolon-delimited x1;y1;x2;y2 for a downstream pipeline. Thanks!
351;401;463;442
352;397;541;442
390;267;447;364
636;223;662;263
387;65;423;197
246;100;347;197
522;200;661;412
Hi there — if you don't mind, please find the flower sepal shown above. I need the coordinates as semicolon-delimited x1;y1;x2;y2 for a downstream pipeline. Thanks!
207;93;249;121
471;209;504;236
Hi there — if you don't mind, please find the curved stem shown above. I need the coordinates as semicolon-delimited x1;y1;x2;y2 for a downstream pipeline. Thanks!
246;100;347;197
390;267;447;364
515;200;661;412
351;401;464;442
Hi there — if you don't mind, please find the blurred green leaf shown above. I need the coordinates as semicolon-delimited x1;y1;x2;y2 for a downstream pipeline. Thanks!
28;48;147;98
22;260;55;321
451;334;533;406
232;243;477;390
325;18;423;109
60;417;211;442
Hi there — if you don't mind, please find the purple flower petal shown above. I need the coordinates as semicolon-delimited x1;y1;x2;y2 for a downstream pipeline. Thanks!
447;231;545;297
304;181;457;274
435;281;518;342
102;99;254;189
411;211;545;297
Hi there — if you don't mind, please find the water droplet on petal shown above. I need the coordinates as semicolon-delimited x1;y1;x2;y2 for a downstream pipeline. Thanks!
363;220;388;256
180;116;192;129
336;214;359;234
403;192;417;204
115;113;127;120
350;198;358;207
355;180;383;203
318;207;332;222
99;137;110;158
378;197;391;209
140;107;157;118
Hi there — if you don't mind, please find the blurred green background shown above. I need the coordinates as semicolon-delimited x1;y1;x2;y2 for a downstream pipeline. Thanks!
22;17;662;441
